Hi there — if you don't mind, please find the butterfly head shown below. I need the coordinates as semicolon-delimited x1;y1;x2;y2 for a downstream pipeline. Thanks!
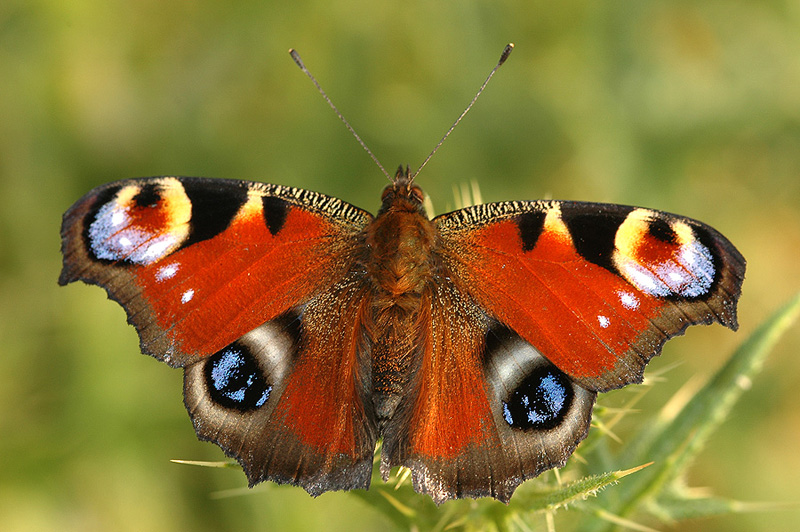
378;165;426;216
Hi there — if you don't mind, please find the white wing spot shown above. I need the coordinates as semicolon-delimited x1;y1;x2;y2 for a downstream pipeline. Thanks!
181;289;195;304
156;263;180;281
111;210;126;227
619;291;640;310
598;315;610;328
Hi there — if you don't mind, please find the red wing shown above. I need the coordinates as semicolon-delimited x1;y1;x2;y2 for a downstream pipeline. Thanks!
183;272;378;494
380;281;596;503
435;200;745;391
59;176;372;366
60;177;378;494
380;199;744;502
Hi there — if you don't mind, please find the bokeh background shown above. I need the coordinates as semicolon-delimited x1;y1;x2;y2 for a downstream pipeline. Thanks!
1;1;799;531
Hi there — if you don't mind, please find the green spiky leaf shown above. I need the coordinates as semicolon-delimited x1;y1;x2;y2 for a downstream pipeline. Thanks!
579;292;800;532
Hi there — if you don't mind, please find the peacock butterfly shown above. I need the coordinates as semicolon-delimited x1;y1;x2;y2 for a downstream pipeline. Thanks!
58;45;745;504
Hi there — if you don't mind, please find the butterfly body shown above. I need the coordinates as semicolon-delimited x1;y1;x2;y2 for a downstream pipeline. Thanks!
60;167;744;503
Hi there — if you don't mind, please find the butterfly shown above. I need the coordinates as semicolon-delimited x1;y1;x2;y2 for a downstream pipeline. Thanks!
59;166;744;503
58;45;745;504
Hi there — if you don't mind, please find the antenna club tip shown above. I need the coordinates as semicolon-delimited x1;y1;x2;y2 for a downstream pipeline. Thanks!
289;48;305;69
499;43;514;65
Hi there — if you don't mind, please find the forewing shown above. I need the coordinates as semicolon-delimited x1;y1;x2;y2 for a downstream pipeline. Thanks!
59;176;372;366
434;200;745;391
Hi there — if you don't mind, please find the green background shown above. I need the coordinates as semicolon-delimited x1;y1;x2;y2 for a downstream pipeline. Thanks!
2;1;799;530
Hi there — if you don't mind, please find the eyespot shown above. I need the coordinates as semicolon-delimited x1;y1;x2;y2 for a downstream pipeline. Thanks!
502;367;573;431
86;180;192;265
205;344;271;412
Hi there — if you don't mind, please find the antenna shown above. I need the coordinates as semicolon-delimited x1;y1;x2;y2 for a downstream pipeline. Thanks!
411;43;514;181
289;49;392;182
290;43;514;183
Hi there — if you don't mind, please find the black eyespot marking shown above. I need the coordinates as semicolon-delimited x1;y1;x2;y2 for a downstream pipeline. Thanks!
648;218;677;244
562;205;632;271
205;343;271;412
182;179;248;247
502;366;573;431
517;211;546;252
132;183;161;208
262;196;290;236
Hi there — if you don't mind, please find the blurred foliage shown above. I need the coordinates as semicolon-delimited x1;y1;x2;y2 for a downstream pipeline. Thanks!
1;1;799;531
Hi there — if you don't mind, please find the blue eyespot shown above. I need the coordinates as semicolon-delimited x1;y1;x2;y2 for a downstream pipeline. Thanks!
502;367;573;430
205;344;271;412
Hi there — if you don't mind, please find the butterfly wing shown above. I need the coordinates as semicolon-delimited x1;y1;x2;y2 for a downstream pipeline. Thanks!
382;199;744;503
380;279;597;503
59;176;378;494
183;269;378;493
436;200;745;391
